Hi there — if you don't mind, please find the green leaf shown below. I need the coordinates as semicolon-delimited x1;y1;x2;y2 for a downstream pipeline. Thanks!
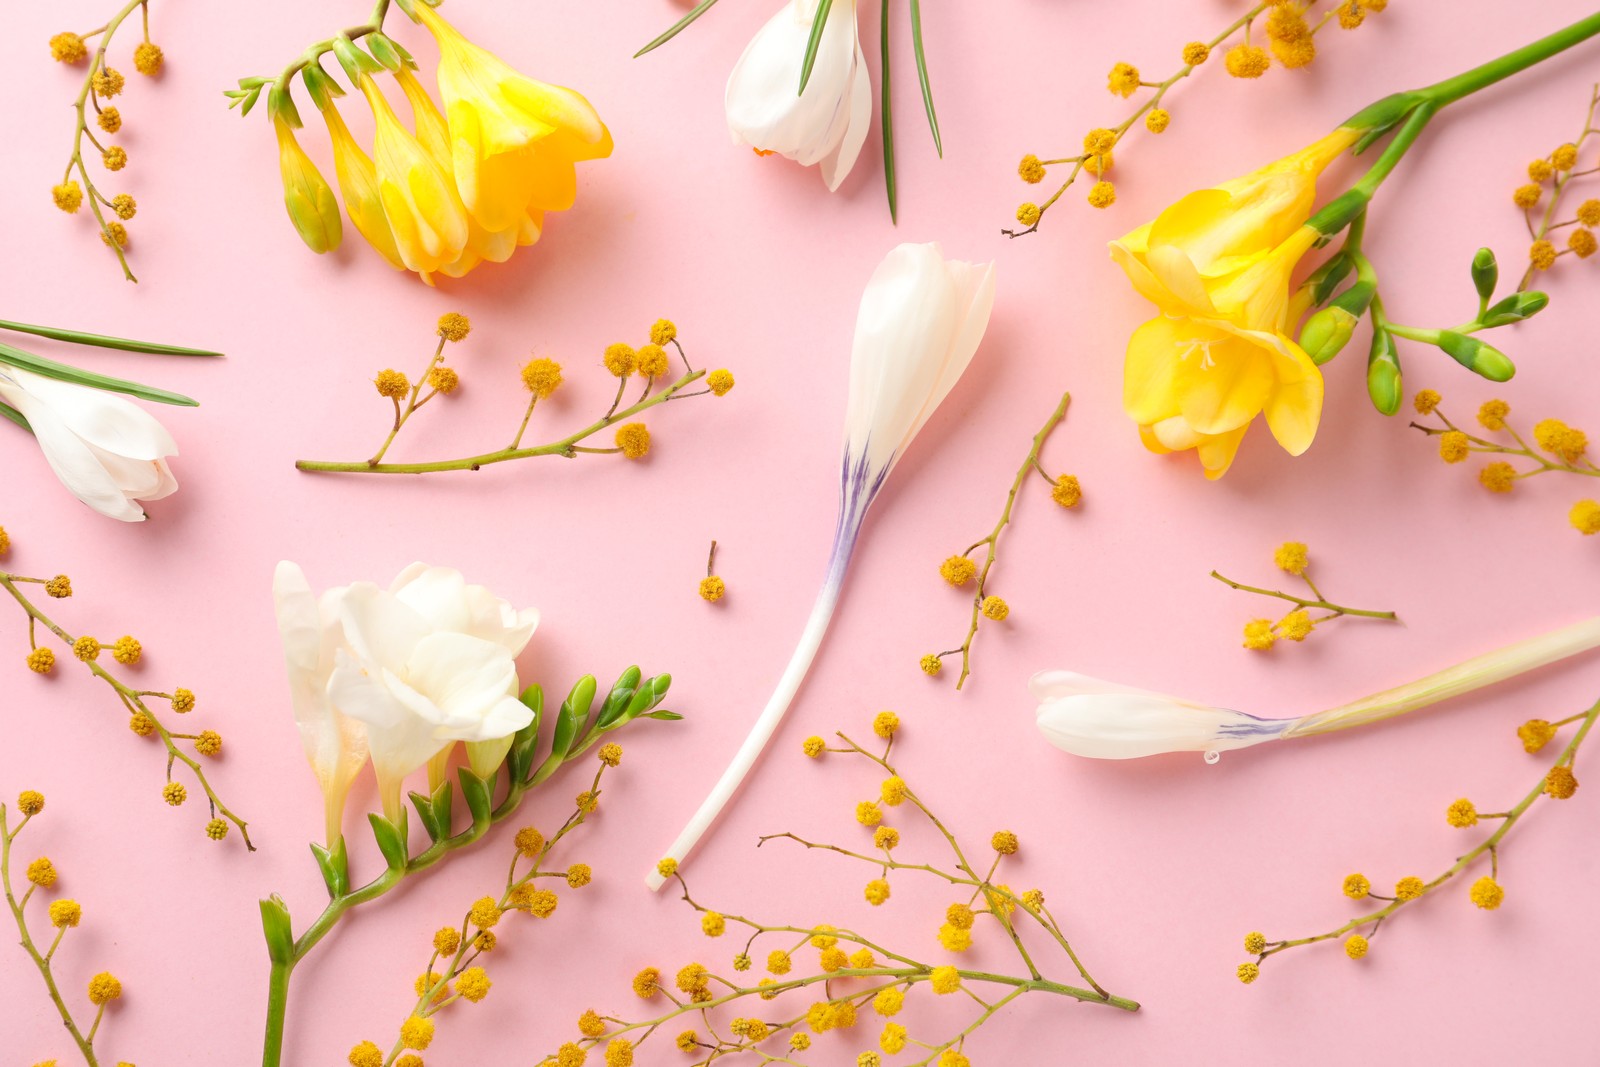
0;343;198;406
0;319;222;357
310;838;350;898
798;0;835;95
880;0;897;223
459;769;493;829
259;895;295;963
908;0;941;156
645;709;684;721
368;811;409;871
635;0;724;58
240;84;264;117
0;400;29;433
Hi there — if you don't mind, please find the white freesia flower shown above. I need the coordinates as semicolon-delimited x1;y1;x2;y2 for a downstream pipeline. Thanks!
649;242;995;890
1033;617;1600;763
0;365;178;522
272;562;370;846
725;0;871;191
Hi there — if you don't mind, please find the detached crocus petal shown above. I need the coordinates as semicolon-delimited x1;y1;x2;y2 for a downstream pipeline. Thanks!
1028;669;1177;704
1032;673;1293;760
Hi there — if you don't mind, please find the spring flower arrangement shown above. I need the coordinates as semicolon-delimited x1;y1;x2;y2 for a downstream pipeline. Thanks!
229;0;611;283
639;0;943;218
922;392;1082;689
0;319;217;522
47;1;166;282
3;792;132;1067
1033;616;1600;762
295;313;732;476
1508;83;1599;288
1410;391;1600;538
1214;541;1397;652
259;560;679;1065
649;242;994;886
1;526;251;847
1237;694;1597;983
1005;0;1390;237
553;713;1137;1067
1105;12;1600;479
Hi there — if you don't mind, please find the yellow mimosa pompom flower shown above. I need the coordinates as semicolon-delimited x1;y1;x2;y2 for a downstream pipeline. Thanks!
1110;128;1359;479
359;74;469;277
273;113;342;255
412;3;614;229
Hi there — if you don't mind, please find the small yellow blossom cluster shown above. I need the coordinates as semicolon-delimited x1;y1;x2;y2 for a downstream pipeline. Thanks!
551;716;1137;1063
1008;0;1385;236
1216;541;1397;653
2;791;133;1064
1238;694;1598;984
304;317;731;478
923;393;1078;687
1510;85;1599;288
48;8;167;280
354;748;619;1062
1410;395;1600;536
1;534;248;847
699;540;726;603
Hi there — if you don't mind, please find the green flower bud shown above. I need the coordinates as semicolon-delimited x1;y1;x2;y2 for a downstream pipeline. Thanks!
1480;290;1549;328
1299;306;1358;366
1366;329;1402;416
1471;247;1498;304
1437;331;1515;382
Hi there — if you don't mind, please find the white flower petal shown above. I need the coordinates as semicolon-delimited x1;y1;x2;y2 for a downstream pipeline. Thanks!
404;632;527;741
5;367;178;460
819;44;871;191
338;584;431;677
0;379;147;521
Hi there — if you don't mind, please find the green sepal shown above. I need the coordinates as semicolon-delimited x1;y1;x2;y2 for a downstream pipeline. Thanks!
1307;253;1354;307
393;0;422;18
0;343;198;406
459;769;493;830
557;675;597;753
309;836;350;898
1366;329;1402;416
1481;291;1549;328
644;709;684;721
1307;189;1371;238
507;684;544;783
368;810;409;871
595;666;642;730
0;400;29;433
367;33;406;72
332;37;381;84
266;84;303;128
408;781;452;843
301;65;345;111
259;895;295;963
1343;91;1423;145
1471;247;1499;306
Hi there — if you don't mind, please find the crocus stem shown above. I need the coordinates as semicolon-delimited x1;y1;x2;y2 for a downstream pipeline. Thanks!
646;525;857;891
1285;616;1600;739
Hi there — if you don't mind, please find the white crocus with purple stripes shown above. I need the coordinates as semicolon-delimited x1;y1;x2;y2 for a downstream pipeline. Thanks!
1035;617;1600;763
0;364;178;522
725;0;872;191
649;242;996;889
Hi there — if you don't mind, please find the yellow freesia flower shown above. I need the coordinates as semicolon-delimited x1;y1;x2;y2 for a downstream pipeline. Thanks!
320;101;404;270
359;73;469;275
1110;128;1359;478
413;3;613;230
273;113;342;255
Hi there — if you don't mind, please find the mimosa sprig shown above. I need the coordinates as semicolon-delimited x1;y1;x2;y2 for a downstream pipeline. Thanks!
550;713;1136;1067
294;314;734;477
47;0;167;282
259;667;679;1067
1510;82;1599;290
356;755;616;1066
1213;541;1398;652
924;391;1080;689
1006;0;1387;237
3;790;132;1067
1237;696;1597;984
0;529;250;849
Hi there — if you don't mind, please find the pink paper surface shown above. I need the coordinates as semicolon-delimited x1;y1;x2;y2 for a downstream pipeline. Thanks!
2;1;1599;1063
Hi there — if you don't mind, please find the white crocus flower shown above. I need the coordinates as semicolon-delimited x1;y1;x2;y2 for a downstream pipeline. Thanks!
328;578;533;826
725;0;872;191
1033;617;1600;763
0;365;178;522
272;562;370;846
649;242;995;890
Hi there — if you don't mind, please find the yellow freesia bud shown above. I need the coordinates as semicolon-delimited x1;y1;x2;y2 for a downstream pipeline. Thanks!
320;102;404;271
413;3;613;229
359;74;469;275
1110;128;1359;479
273;113;342;255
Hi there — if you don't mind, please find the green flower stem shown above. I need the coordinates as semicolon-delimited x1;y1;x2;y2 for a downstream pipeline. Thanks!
295;368;705;475
1209;570;1398;620
272;0;392;92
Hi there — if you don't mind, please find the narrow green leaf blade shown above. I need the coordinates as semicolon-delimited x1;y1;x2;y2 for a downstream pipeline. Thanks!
635;0;723;57
908;0;941;156
0;319;223;357
798;0;835;95
0;343;199;406
0;400;29;433
880;0;897;222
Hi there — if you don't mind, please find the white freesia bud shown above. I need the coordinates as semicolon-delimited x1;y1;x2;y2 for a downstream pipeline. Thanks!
0;365;178;522
725;0;871;190
1031;671;1290;761
648;242;995;890
272;562;369;846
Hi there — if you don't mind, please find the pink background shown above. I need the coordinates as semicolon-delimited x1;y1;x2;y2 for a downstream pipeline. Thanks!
3;0;1599;1063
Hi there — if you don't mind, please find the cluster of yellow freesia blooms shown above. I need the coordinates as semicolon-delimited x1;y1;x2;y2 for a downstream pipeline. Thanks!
272;3;611;284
